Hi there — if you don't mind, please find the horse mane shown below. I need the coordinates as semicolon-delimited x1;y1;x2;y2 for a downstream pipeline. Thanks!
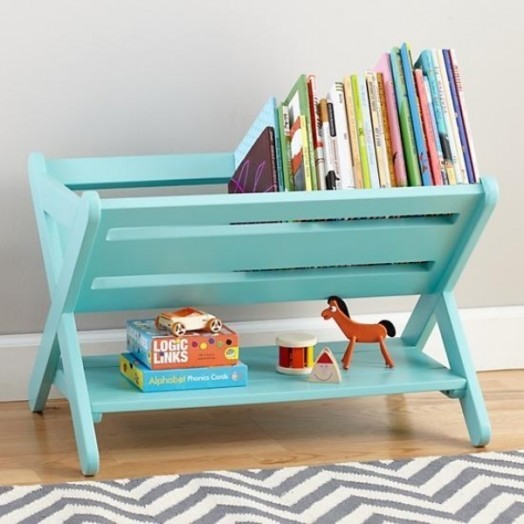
327;295;350;318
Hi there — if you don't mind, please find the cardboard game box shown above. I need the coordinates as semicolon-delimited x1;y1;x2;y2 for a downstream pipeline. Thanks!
126;319;239;370
119;353;248;392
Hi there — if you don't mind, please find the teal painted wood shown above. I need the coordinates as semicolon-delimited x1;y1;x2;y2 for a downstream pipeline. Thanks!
27;149;498;474
55;340;467;414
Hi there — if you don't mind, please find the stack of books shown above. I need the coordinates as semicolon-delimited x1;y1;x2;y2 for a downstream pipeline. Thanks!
120;319;247;392
228;43;478;193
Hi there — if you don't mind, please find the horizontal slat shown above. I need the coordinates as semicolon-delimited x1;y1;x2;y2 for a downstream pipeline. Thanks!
46;152;235;190
76;263;434;312
85;217;458;276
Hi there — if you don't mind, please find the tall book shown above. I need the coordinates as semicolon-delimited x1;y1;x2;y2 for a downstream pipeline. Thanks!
435;49;467;184
390;47;421;186
327;82;356;189
283;75;317;190
415;50;454;184
307;75;326;190
277;103;293;191
318;98;340;190
289;115;312;191
350;74;371;189
376;72;396;187
343;76;363;188
357;74;380;188
399;43;432;186
366;71;391;187
374;53;407;187
414;69;442;185
443;49;477;184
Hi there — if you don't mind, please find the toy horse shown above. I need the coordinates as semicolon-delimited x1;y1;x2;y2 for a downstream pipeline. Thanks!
321;296;396;370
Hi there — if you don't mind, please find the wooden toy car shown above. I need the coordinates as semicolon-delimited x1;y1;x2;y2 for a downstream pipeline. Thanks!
155;307;223;336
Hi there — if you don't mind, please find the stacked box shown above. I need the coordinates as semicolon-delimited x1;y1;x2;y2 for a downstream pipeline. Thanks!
120;353;248;392
126;319;239;370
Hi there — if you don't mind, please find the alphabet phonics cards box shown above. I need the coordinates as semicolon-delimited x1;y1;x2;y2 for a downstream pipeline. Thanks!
126;319;239;370
119;353;248;392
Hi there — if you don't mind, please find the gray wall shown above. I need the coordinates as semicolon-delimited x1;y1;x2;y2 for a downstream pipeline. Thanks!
1;0;522;336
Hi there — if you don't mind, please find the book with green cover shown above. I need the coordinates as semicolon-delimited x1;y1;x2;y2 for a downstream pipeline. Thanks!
282;74;317;190
350;74;371;189
390;47;421;186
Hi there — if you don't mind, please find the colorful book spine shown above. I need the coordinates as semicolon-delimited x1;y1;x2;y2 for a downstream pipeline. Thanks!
435;49;467;184
350;75;371;189
307;74;326;190
289;115;313;191
318;98;340;190
444;49;477;183
366;71;391;187
374;53;407;187
390;47;421;186
414;69;442;185
343;76;363;188
358;74;380;188
399;43;432;186
415;50;454;184
328;82;355;189
277;103;293;191
376;72;396;187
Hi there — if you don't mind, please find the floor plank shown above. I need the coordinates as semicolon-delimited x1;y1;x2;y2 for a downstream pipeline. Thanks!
1;369;522;485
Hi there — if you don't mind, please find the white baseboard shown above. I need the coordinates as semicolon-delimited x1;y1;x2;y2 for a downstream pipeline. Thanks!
1;306;522;402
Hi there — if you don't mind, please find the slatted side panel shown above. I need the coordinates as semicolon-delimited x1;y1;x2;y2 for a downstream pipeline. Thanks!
74;185;483;312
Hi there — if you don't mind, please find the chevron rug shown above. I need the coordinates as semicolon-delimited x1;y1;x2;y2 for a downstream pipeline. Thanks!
1;450;523;524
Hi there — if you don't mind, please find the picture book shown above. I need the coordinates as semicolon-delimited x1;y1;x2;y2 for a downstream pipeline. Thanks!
277;103;293;190
120;353;248;393
448;48;478;183
399;43;432;186
289;116;311;191
228;127;278;193
126;319;239;370
435;49;467;184
415;50;453;184
414;69;443;185
350;74;371;189
374;53;407;187
376;72;396;187
443;49;476;184
365;71;391;187
357;74;380;188
318;98;340;190
343;76;363;188
307;74;327;190
390;47;421;186
234;97;284;191
283;74;317;190
328;82;355;189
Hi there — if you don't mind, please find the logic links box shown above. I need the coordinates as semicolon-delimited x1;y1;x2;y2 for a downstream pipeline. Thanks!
126;319;239;370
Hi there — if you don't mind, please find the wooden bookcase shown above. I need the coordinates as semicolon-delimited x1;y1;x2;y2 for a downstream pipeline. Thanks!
28;151;498;475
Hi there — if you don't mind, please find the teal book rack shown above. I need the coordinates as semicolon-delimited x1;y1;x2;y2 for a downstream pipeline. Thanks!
28;150;498;475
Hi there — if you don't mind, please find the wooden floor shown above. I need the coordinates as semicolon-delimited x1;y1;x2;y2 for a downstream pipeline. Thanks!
1;369;523;486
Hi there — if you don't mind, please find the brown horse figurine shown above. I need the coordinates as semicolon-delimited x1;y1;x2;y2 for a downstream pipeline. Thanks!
321;296;395;370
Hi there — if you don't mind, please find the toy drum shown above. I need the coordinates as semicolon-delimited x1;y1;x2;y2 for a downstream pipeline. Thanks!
276;333;317;375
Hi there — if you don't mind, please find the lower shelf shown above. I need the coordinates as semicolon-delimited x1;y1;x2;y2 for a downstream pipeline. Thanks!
55;339;467;414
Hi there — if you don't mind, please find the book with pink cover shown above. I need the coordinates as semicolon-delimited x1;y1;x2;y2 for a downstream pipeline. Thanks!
374;52;408;187
414;69;443;185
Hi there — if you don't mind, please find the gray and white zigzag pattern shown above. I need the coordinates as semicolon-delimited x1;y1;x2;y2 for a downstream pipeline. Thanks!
1;450;523;523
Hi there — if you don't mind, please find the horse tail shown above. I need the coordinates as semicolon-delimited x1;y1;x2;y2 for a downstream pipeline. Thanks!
379;320;396;337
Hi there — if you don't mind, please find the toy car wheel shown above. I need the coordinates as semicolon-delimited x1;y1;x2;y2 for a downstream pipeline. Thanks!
207;318;222;333
171;322;186;336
